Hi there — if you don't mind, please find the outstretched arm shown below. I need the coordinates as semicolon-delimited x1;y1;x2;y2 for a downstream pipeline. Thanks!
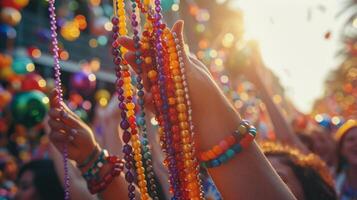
244;45;308;153
118;20;296;200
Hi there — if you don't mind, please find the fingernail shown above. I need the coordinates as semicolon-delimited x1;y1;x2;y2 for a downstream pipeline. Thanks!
70;129;78;134
69;135;74;141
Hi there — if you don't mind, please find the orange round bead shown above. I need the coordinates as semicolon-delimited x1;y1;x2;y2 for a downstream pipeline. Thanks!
168;97;176;105
206;150;216;160
175;89;184;96
176;96;185;103
175;83;183;89
180;122;189;129
212;145;223;155
182;137;190;144
172;68;180;76
178;113;187;121
177;103;186;112
147;70;157;80
181;130;189;137
200;153;209;161
171;60;179;68
170;53;178;60
144;57;152;64
134;154;142;161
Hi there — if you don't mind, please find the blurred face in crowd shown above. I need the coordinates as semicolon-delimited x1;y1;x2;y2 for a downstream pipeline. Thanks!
15;170;39;200
5;159;18;181
341;128;357;167
268;156;305;200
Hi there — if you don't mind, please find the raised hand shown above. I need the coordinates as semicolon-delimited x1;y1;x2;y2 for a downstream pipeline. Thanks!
117;20;241;151
48;90;99;165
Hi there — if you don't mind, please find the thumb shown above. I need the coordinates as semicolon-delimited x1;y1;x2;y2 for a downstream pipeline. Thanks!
171;20;189;62
171;20;184;44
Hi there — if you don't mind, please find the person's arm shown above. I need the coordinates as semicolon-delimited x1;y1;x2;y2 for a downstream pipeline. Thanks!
188;63;295;200
47;93;136;200
118;20;296;200
48;143;98;200
44;117;98;200
258;82;308;153
244;43;308;153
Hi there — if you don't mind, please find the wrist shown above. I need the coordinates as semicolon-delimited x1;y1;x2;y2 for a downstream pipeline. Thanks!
77;145;102;173
195;98;242;151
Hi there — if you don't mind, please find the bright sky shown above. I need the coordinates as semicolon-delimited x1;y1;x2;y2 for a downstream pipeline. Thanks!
232;0;341;113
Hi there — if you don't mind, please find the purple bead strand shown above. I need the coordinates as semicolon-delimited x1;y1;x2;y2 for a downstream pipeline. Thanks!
153;1;181;199
111;15;136;200
48;0;70;199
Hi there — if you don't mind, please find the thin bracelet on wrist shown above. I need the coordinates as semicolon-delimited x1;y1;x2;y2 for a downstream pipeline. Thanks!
77;145;100;169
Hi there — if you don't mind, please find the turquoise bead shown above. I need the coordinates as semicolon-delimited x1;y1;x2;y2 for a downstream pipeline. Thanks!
142;145;149;152
143;152;151;159
218;154;228;163
225;149;235;159
249;128;257;137
135;59;142;65
141;138;149;146
137;117;145;126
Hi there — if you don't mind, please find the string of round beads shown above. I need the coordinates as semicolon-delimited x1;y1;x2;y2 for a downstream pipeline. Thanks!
138;29;161;200
111;3;136;198
126;1;151;199
160;30;189;199
167;30;203;200
48;1;70;199
153;1;182;198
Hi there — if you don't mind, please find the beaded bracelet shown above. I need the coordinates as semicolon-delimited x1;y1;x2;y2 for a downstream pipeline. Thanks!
88;155;125;194
83;149;109;181
200;120;257;168
77;146;99;169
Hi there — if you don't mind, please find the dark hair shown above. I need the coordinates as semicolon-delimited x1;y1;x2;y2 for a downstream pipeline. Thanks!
336;127;357;173
296;132;314;151
277;154;336;200
261;142;337;200
18;159;64;200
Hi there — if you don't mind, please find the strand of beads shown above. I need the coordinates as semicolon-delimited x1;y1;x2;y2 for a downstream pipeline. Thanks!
162;29;203;200
161;30;188;198
136;16;161;200
126;1;153;199
152;1;184;199
48;1;70;199
173;32;204;199
111;1;136;199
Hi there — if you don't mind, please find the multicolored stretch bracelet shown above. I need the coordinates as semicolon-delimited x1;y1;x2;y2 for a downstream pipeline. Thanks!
200;120;257;168
88;155;125;194
83;149;109;181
